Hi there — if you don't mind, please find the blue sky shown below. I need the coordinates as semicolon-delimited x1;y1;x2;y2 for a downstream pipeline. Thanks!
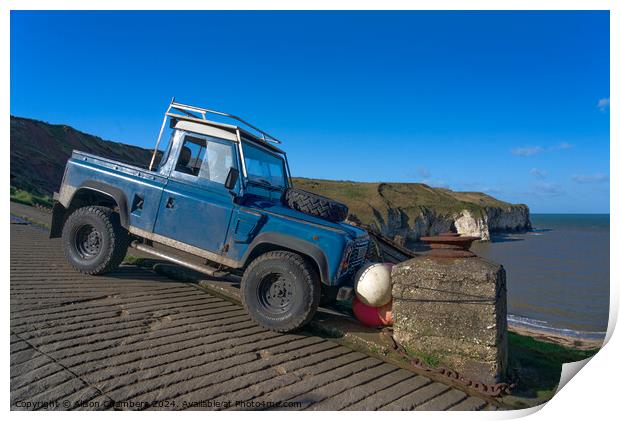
11;11;609;213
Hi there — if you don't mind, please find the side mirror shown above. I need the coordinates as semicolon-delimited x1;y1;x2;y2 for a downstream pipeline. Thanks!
224;167;239;190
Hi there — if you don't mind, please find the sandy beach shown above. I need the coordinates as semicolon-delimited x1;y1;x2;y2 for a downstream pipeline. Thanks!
509;324;604;351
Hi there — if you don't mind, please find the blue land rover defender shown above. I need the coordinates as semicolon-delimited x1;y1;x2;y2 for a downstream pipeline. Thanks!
50;100;370;332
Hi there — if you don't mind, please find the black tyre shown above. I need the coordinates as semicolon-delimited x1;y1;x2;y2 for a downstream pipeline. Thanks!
62;206;129;275
283;188;348;223
241;251;320;332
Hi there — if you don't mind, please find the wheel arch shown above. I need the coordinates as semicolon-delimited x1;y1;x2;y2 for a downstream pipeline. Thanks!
241;233;330;286
50;181;129;238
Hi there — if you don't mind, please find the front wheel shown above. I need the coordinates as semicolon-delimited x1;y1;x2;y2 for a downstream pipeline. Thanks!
62;206;129;275
241;251;320;332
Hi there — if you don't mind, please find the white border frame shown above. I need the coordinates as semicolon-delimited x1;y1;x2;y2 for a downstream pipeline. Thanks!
3;2;616;419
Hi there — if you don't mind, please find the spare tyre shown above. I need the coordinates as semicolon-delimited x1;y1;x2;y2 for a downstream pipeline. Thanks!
283;188;349;223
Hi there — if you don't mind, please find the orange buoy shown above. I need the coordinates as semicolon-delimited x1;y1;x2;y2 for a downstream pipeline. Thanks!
378;300;393;326
352;297;393;327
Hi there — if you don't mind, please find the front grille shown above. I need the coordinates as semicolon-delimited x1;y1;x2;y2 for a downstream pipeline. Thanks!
343;237;369;278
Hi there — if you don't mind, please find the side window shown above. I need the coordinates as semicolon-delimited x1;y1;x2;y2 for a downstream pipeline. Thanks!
175;135;206;176
174;134;235;185
199;140;235;185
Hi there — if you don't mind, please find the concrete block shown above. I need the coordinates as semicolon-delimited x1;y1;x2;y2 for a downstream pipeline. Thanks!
392;256;507;384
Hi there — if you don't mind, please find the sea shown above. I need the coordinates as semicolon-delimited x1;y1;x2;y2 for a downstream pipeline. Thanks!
471;214;610;341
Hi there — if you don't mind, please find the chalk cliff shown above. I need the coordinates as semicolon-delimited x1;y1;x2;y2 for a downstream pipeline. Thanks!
292;179;531;244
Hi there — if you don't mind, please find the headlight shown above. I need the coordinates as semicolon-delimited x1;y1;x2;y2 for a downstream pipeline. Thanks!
336;240;354;279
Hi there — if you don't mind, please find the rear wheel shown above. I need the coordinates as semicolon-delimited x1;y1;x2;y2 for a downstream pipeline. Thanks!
241;251;320;332
62;206;129;275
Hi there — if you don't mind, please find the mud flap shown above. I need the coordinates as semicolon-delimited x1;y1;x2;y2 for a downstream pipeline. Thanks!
49;202;66;238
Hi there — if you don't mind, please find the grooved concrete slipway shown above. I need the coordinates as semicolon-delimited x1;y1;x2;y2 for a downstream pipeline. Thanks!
10;204;495;411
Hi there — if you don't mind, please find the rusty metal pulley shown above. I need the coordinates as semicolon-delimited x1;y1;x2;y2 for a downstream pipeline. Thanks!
419;232;481;258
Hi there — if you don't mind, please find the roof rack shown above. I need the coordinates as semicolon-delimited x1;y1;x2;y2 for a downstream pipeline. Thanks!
170;99;281;144
149;97;282;170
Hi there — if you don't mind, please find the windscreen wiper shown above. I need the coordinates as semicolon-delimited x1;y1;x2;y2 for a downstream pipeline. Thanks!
248;179;284;191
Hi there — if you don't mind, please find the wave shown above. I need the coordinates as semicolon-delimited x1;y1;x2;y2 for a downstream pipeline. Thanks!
507;314;606;340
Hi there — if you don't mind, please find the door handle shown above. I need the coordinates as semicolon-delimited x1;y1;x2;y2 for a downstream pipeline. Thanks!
165;197;175;209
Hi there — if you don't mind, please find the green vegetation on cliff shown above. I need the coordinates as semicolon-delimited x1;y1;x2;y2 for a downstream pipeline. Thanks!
504;332;598;408
292;177;491;223
438;189;518;209
10;115;155;197
10;186;53;208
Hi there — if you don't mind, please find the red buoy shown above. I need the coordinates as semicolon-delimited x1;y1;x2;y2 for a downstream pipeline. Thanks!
352;297;393;327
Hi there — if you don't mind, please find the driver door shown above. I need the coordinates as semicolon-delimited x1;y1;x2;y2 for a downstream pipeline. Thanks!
153;132;238;255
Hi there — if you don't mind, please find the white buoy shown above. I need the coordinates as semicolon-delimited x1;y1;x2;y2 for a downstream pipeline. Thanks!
354;262;393;307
